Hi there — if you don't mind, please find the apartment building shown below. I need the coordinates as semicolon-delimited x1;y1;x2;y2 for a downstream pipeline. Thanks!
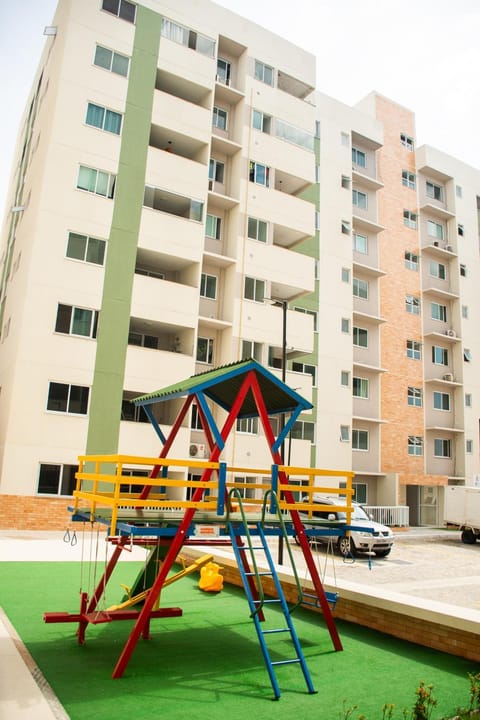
1;0;479;529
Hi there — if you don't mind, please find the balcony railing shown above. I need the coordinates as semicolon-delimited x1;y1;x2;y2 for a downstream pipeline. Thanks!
364;505;409;527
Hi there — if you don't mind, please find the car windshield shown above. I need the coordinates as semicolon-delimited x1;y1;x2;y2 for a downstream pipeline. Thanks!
352;505;369;521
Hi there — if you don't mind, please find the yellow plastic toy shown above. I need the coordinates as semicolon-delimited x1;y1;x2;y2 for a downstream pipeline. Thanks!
198;561;224;593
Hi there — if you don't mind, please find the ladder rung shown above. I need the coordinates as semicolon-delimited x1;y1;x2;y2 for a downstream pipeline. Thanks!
253;598;281;605
244;571;271;577
271;658;301;667
262;628;289;635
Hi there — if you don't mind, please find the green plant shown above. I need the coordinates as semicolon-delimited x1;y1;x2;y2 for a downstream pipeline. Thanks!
410;682;437;720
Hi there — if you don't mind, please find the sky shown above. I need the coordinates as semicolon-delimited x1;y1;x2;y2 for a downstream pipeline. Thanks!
1;0;479;217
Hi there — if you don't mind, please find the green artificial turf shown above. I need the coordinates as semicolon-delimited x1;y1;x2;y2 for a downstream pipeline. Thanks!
0;561;478;719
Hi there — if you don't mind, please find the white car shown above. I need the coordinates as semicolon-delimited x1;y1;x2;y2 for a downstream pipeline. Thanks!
297;496;394;558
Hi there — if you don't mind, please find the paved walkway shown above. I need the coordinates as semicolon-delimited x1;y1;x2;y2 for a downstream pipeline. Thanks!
1;527;479;719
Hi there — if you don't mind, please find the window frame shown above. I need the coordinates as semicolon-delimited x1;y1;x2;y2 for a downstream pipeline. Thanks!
403;209;418;229
249;161;270;187
352;147;366;168
93;44;129;77
352;429;369;451
432;345;449;366
434;438;451;458
353;376;369;399
408;386;422;407
431;302;447;322
254;59;274;86
405;294;421;315
77;165;116;198
244;276;265;303
353;277;368;299
212;105;228;131
55;303;98;339
433;391;450;411
353;326;368;348
66;231;106;265
352;188;368;210
404;251;419;271
407;340;422;360
408;435;423;456
196;336;214;364
46;382;90;415
353;232;368;254
402;169;416;189
200;272;217;300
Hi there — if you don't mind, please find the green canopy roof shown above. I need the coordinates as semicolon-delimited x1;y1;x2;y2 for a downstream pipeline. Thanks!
134;359;313;418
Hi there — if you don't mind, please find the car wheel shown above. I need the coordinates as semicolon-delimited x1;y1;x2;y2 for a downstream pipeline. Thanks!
337;535;356;557
374;548;391;558
461;529;476;544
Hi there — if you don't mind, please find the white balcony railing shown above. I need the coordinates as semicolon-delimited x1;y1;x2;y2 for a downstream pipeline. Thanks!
364;505;410;528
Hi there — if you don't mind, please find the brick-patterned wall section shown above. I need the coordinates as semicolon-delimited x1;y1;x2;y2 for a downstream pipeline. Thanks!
0;495;72;530
180;548;480;664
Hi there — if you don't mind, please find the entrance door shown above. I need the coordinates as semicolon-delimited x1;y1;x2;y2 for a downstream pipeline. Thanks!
406;485;438;526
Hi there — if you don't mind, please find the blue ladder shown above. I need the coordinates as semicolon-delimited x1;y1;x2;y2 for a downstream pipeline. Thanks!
227;492;316;700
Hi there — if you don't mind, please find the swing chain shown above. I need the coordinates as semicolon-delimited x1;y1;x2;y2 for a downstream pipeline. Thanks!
63;527;77;546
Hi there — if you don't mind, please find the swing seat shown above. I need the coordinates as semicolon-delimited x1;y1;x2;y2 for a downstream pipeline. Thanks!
301;590;339;610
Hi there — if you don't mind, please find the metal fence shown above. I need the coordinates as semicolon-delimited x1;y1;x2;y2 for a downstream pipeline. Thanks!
363;505;409;527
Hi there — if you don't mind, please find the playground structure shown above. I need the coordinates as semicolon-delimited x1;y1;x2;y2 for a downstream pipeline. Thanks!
44;359;370;699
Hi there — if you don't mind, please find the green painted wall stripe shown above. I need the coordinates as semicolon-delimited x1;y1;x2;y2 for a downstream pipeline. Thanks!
86;7;161;454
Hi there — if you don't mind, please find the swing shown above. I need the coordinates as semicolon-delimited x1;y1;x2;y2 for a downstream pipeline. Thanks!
302;537;339;610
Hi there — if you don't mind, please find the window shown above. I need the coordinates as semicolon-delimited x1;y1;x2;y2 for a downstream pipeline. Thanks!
191;404;203;430
353;326;368;347
209;159;225;184
352;429;368;450
205;214;221;240
402;170;416;189
341;220;351;235
249;161;270;187
252;109;272;134
341;371;350;387
102;0;136;23
408;436;423;456
275;120;314;151
407;340;422;360
464;348;472;362
408;387;422;407
47;382;89;414
405;251;419;270
291;363;316;385
433;391;450;411
293;306;318;331
353;277;368;299
430;260;446;280
431;302;447;322
462;305;469;319
426;181;443;202
160;18;215;57
341;175;350;189
353;232;368;254
236;417;258;434
128;331;158;349
352;147;366;167
66;232;105;265
341;318;350;333
403;210;417;229
55;304;98;338
196;337;214;364
465;393;472;408
400;133;414;151
212;106;228;131
248;217;268;243
340;425;350;442
342;267;350;283
244;276;265;302
216;57;231;85
460;264;467;277
77;165;115;198
406;295;420;315
291;421;315;443
254;59;274;86
432;345;448;365
144;186;203;221
37;463;78;496
427;220;444;241
353;377;368;399
458;224;464;237
434;438;451;458
121;398;148;423
352;189;367;209
200;273;217;299
341;132;349;146
241;340;262;362
456;185;463;198
466;439;473;454
94;45;129;76
86;102;122;135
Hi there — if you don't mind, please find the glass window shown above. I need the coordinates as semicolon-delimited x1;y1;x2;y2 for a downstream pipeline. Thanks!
341;318;350;333
249;161;270;187
66;232;105;265
342;267;350;283
244;276;265;302
432;346;448;365
216;57;231;85
248;217;268;243
353;278;368;299
196;337;214;364
236;417;258;434
465;393;472;407
408;387;422;407
352;429;368;450
340;371;350;387
252;109;272;134
466;439;473;453
143;186;203;222
205;214;221;239
403;210;417;229
212;106;228;131
291;421;315;443
102;0;136;24
407;340;422;360
47;382;89;414
431;303;447;322
406;295;420;314
405;251;419;270
353;233;368;254
241;340;262;362
55;304;98;338
292;362;316;386
200;273;217;299
161;17;215;56
434;438;451;458
433;391;450;411
426;181;443;201
400;133;414;151
77;165;115;198
352;189;367;209
274;119;314;151
427;220;444;241
94;45;129;76
353;377;368;398
340;425;350;442
352;147;366;167
209;159;225;184
402;170;415;189
353;326;368;347
408;436;423;455
86;103;122;134
37;463;78;496
254;60;274;86
429;261;446;279
341;221;351;235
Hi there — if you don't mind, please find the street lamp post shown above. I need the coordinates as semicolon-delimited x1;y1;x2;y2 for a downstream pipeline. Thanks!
276;299;287;565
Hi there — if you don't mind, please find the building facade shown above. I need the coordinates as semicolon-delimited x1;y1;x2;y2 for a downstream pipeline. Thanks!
0;0;479;528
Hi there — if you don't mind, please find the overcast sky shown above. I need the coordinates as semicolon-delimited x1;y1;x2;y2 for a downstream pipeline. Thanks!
1;0;479;217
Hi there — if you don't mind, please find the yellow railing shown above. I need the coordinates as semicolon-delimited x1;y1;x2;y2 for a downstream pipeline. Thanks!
73;454;355;535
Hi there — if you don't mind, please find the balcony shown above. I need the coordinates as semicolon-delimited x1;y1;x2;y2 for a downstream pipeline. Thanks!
139;208;203;263
244;241;315;300
145;146;206;199
151;92;211;152
158;37;214;91
125;343;194;389
131;274;198;328
247;184;315;240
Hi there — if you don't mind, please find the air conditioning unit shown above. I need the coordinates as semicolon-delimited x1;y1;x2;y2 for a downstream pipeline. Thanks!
443;373;454;382
189;443;206;458
446;245;453;252
433;241;439;247
208;180;213;191
446;329;456;338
